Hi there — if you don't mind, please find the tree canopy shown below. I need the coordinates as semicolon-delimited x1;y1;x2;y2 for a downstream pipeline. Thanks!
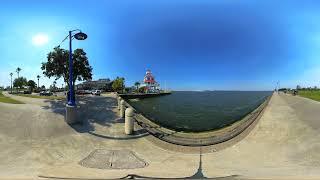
112;77;125;93
296;85;301;90
27;80;37;90
13;77;27;89
41;47;93;89
134;81;140;92
134;81;140;87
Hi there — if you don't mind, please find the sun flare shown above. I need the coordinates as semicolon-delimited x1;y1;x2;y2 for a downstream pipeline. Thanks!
32;33;49;46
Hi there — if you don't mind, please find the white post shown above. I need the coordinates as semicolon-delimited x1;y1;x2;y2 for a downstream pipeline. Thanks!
120;100;126;118
117;97;121;110
125;108;134;135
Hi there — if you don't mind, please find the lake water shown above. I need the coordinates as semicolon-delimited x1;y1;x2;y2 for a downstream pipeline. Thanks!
127;91;272;132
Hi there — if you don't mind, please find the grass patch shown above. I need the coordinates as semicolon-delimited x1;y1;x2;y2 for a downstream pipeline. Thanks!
0;91;24;104
298;90;320;102
15;94;65;100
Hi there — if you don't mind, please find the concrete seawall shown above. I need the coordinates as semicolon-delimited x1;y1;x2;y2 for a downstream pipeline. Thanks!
119;92;171;99
119;94;272;148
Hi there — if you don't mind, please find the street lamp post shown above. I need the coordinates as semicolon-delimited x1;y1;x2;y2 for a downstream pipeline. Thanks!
9;73;13;94
61;29;87;124
68;31;75;106
66;30;88;106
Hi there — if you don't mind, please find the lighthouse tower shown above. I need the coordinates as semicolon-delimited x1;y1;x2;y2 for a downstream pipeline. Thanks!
143;70;160;93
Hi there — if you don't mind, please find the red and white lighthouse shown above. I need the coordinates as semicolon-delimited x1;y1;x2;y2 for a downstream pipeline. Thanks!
144;70;155;84
142;70;160;93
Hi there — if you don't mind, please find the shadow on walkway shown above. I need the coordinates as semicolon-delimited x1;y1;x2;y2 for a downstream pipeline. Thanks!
41;95;149;139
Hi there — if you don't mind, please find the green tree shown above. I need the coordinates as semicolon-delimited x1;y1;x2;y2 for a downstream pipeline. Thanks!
138;86;145;93
112;77;125;93
13;77;27;89
296;85;301;90
134;81;140;92
52;80;57;92
41;46;93;91
27;80;37;91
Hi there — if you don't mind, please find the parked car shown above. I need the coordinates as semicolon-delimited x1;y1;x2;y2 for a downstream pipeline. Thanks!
76;90;92;95
76;90;85;95
23;90;32;94
91;90;101;96
85;90;92;94
40;91;53;96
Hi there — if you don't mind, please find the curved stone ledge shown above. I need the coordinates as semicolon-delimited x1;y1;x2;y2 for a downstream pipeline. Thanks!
121;95;271;147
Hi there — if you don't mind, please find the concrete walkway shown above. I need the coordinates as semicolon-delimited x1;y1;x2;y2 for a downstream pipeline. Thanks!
1;92;320;179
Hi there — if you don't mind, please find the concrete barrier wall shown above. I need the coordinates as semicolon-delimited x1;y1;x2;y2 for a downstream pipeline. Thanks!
119;92;171;99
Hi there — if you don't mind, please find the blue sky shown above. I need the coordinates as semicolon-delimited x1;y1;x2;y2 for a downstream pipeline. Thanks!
1;0;320;90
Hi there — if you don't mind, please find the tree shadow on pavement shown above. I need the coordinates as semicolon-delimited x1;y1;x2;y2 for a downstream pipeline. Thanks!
41;95;123;134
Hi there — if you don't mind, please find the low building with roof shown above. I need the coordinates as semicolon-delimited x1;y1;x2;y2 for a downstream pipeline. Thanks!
76;78;113;92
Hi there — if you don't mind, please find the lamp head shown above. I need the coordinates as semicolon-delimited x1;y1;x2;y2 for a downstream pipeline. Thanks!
74;32;87;40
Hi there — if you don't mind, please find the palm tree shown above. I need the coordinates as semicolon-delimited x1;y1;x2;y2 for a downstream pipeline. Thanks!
9;72;13;93
16;67;22;78
53;81;57;92
36;75;40;88
134;81;140;92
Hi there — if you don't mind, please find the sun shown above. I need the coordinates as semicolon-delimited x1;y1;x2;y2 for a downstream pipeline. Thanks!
32;33;49;46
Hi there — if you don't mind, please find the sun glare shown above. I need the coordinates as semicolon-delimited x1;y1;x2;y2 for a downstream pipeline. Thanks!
32;33;49;46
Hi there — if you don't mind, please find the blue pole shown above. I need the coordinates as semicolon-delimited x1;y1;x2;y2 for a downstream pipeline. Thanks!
68;31;76;106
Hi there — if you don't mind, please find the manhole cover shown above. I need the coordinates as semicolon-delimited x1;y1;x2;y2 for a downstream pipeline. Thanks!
79;149;148;169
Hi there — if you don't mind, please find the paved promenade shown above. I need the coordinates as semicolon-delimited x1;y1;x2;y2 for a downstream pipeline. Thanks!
0;92;320;179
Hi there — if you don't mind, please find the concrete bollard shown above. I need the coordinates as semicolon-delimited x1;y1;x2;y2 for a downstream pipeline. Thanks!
125;108;134;135
120;100;126;118
65;104;77;124
118;97;121;110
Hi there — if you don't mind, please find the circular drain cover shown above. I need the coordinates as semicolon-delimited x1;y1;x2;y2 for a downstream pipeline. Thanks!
79;149;148;169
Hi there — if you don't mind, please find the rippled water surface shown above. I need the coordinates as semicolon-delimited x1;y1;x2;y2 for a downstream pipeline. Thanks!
128;91;272;132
